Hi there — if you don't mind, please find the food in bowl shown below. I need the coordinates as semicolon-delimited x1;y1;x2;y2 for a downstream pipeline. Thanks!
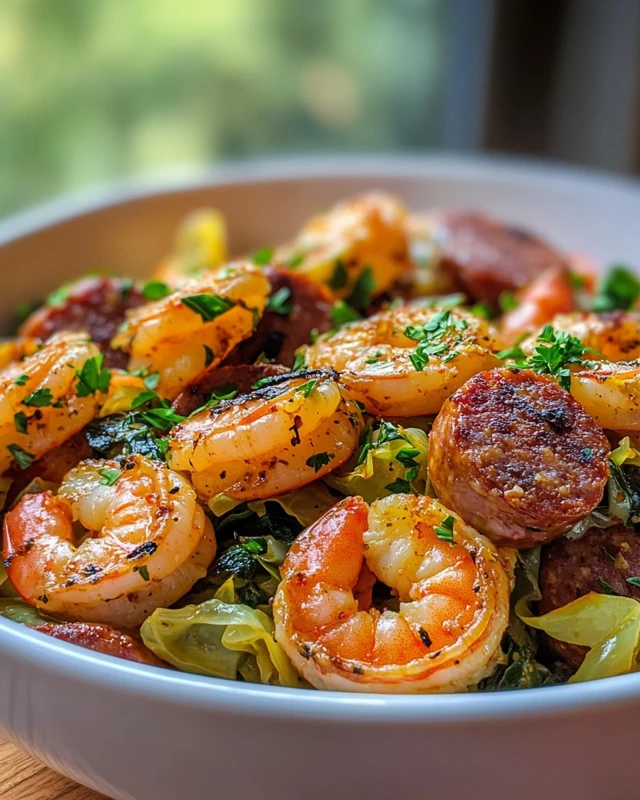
1;191;639;694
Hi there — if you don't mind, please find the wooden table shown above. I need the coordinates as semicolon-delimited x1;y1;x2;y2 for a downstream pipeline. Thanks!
1;739;105;799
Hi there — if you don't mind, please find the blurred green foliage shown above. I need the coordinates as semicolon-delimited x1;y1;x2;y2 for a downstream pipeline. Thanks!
0;0;445;215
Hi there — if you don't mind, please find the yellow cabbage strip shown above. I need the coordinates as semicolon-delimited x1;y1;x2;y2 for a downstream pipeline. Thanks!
610;436;640;467
153;209;228;284
521;592;640;682
141;580;304;687
209;481;338;528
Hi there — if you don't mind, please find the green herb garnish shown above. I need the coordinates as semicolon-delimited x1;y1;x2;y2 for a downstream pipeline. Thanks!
434;515;455;543
331;300;361;328
298;379;317;398
75;354;111;397
267;287;293;316
14;374;29;387
385;478;411;493
99;468;122;486
346;266;376;310
626;577;640;588
252;247;274;265
328;260;348;291
181;294;234;322
292;352;306;372
143;280;172;301
306;452;334;472
6;444;34;470
13;412;28;434
593;265;640;311
22;387;53;407
203;345;214;368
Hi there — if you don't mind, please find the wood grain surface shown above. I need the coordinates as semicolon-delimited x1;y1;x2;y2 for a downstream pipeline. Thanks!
0;739;106;800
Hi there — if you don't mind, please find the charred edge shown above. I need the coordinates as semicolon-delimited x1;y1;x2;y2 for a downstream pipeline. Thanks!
126;541;159;560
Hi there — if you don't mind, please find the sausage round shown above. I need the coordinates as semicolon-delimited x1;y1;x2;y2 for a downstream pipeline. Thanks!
33;621;165;666
20;276;146;369
226;266;334;367
429;212;567;305
539;526;640;668
429;368;610;548
172;363;289;417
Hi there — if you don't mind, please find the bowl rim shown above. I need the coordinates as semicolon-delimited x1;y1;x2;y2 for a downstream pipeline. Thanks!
2;152;640;724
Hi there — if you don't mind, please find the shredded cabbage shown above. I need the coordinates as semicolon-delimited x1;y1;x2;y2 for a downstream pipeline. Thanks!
141;580;304;687
611;436;640;467
325;422;430;503
209;481;338;528
521;592;640;682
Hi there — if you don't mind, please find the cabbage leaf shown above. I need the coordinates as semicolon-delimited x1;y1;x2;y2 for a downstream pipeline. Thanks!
141;580;304;687
521;592;640;682
0;597;55;625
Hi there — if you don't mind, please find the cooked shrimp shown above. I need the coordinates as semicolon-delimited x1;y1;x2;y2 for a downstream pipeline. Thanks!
570;361;640;431
500;267;575;344
112;261;270;398
168;370;363;501
273;494;510;693
522;311;640;362
153;209;228;287
302;305;501;416
274;192;411;300
0;332;104;475
0;337;41;370
2;455;216;627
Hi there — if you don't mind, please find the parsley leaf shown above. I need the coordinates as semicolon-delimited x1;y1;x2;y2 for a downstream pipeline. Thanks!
23;387;53;407
306;452;334;472
203;345;215;368
328;259;348;291
331;300;361;327
405;310;468;372
46;283;70;307
136;565;150;581
599;577;618;596
142;280;172;301
99;468;122;486
434;515;455;543
287;253;304;268
14;374;29;387
298;379;317;398
181;294;234;322
6;444;34;470
593;265;640;311
626;577;640;588
75;355;111;397
143;372;160;391
14;411;28;434
292;352;306;371
267;287;293;316
252;247;273;265
346;266;376;310
385;478;411;493
498;291;519;312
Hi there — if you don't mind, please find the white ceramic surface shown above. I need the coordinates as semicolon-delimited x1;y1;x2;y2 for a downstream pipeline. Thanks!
0;155;639;800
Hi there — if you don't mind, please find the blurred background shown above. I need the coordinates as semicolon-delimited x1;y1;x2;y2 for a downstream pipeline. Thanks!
0;0;638;217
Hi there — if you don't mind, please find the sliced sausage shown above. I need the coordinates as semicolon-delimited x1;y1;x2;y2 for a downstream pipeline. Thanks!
428;212;567;305
429;368;610;548
33;621;165;666
225;266;334;367
20;276;146;368
172;363;289;417
539;526;640;668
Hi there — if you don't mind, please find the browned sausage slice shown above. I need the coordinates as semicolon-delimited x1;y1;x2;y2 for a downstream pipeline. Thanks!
429;368;610;548
20;276;146;368
539;526;640;668
33;621;166;666
429;212;567;305
225;266;334;367
172;363;289;417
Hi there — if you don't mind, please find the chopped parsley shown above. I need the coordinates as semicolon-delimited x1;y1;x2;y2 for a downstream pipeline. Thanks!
498;291;519;313
384;478;411;493
136;565;150;581
13;411;28;434
267;287;293;316
405;310;468;372
568;271;586;289
365;350;384;365
142;280;172;301
99;468;122;486
306;452;334;472
46;283;70;307
592;265;640;311
498;325;599;390
75;354;111;397
434;515;455;543
203;345;215;368
469;301;493;320
298;379;317;398
252;247;274;265
599;577;618;596
328;259;349;291
346;266;376;311
143;372;160;391
190;384;238;415
292;352;306;371
6;443;34;470
181;293;234;322
287;253;304;268
308;328;320;344
331;300;361;327
22;387;53;407
14;374;29;386
626;577;640;588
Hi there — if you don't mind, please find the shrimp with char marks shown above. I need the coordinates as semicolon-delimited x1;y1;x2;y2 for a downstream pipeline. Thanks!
273;494;510;693
111;261;270;398
302;305;501;416
168;370;363;501
0;332;104;475
2;455;216;627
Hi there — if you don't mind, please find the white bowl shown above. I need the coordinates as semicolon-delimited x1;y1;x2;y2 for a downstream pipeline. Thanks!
1;155;639;800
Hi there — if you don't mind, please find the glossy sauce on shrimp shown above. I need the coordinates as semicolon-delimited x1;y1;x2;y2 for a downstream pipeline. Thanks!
273;494;510;693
